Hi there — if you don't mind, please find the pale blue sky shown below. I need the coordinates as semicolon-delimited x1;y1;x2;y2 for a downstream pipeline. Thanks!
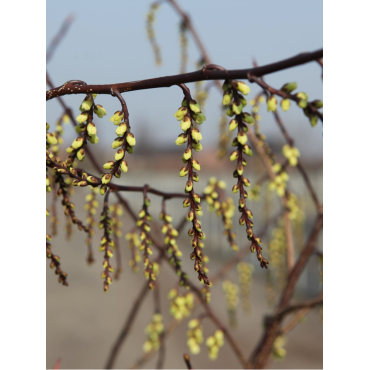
46;0;323;159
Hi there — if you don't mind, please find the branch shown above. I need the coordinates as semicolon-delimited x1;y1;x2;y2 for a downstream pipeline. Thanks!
250;214;323;368
46;14;74;63
46;49;323;100
183;354;193;369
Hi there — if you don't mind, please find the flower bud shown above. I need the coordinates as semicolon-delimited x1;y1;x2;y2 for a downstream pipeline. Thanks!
87;176;99;184
193;112;206;124
174;107;188;121
102;174;112;184
236;81;251;95
232;101;243;115
114;169;121;178
187;211;194;221
242;177;250;187
191;159;200;171
103;161;115;170
298;99;307;108
229;150;238;161
181;117;191;132
120;161;128;172
296;92;309;101
179;166;189;177
76;112;88;123
72;137;84;149
281;99;290;111
192;142;203;152
87;122;97;136
126;132;136;147
88;134;99;144
312;100;323;108
237;164;243;176
115;149;125;161
226;105;234;117
232;184;239;193
93;104;107;118
46;122;50;131
115;122;127;137
239;95;247;107
229;119;238;131
80;95;93;111
243;145;253;156
185;180;193;192
222;89;233;105
310;115;318;127
46;133;58;145
193;193;201;203
237;132;247;145
111;137;124;149
267;95;278;112
183;198;191;208
189;100;201;113
100;185;107;195
110;111;124;125
241;112;255;124
183;148;192;161
191;128;202;142
192;172;199;182
281;82;297;94
175;133;188;146
222;80;232;92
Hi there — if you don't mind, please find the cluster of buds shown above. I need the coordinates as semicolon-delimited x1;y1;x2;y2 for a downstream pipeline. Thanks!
84;188;99;264
272;335;287;359
46;122;58;151
204;178;238;251
174;90;210;285
109;204;124;279
146;2;161;66
49;115;65;158
282;144;300;166
268;163;289;197
217;106;230;158
286;192;305;221
168;288;194;320
66;94;105;167
249;95;265;122
304;99;323;127
222;280;239;327
126;231;141;272
53;173;89;233
137;195;156;289
267;220;287;293
237;262;254;314
187;319;204;355
46;233;68;286
142;313;164;353
160;210;188;287
205;330;224;360
98;196;115;292
223;79;268;269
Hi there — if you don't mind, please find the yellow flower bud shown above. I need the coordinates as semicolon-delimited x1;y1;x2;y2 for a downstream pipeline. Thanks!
175;133;188;146
115;149;125;161
189;99;201;113
120;161;128;172
126;132;136;147
109;111;124;125
87;122;97;136
237;132;247;145
93;104;107;118
281;99;290;111
222;90;233;105
103;161;115;170
179;166;189;177
191;128;202;142
111;138;124;149
183;148;192;161
174;107;188;121
102;173;112;184
115;123;127;137
232;102;243;115
181;117;191;132
229;150;238;161
87;134;99;144
77;149;85;161
193;112;206;124
236;81;251;95
80;95;93;111
76;112;88;123
229;119;238;131
72;137;84;149
267;95;278;112
191;159;200;171
46;133;58;145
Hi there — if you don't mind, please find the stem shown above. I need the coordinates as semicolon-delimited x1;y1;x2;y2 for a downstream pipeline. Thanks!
46;49;323;100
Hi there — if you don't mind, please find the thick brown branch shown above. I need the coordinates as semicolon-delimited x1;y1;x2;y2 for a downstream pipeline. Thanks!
46;49;323;100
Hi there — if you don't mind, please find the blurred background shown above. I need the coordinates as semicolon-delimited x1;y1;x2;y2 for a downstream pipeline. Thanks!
46;0;323;368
